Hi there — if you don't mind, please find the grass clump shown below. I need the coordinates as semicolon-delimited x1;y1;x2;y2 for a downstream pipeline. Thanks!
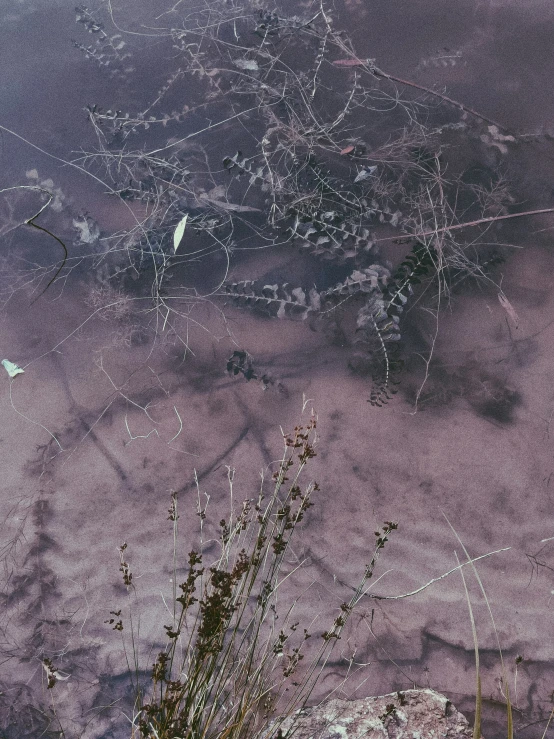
53;412;395;739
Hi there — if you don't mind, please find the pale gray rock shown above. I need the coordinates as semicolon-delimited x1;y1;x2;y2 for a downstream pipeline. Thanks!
272;689;476;738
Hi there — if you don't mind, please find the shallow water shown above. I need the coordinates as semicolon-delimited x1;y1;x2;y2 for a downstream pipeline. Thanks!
1;2;554;738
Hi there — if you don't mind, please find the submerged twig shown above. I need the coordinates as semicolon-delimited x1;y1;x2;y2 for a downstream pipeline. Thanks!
374;207;554;245
333;58;512;133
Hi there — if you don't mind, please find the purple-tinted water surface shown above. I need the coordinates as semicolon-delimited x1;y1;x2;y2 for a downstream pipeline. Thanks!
1;2;554;738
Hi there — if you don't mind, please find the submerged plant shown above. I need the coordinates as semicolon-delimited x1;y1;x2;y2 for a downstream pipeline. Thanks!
63;0;525;406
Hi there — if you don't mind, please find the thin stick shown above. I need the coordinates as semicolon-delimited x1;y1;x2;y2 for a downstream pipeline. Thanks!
367;547;510;600
333;58;510;132
373;207;554;245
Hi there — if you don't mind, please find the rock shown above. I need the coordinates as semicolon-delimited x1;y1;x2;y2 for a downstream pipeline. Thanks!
271;688;476;738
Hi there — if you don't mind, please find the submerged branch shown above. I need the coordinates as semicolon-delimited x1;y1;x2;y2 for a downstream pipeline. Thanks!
375;207;554;245
333;58;511;133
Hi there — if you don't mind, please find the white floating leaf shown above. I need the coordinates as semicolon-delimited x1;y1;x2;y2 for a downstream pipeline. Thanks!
73;217;100;244
2;359;24;378
487;125;516;144
233;59;259;71
173;214;188;253
354;166;378;183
